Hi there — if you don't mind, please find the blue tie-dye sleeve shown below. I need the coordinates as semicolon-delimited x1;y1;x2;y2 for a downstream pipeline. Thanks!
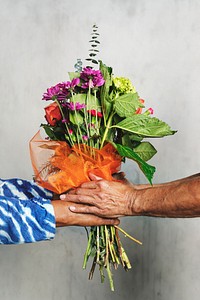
0;178;56;244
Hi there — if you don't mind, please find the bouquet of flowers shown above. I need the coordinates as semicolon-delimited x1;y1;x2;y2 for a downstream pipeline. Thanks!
30;26;175;291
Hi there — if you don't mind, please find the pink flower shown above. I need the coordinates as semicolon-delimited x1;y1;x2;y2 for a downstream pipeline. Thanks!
80;68;105;89
69;129;73;135
143;107;154;116
148;108;154;115
82;135;89;141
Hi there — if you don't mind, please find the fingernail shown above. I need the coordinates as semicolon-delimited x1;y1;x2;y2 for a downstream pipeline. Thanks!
60;195;66;200
69;206;76;211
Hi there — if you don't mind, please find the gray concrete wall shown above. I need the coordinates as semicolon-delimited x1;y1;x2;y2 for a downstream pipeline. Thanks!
0;0;200;299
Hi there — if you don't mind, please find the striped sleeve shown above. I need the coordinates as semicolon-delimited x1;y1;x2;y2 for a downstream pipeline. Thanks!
0;178;56;244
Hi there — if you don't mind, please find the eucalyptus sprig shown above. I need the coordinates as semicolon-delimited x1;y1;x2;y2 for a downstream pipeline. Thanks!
86;24;100;67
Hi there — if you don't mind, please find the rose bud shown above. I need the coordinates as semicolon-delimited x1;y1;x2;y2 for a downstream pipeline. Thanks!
44;102;62;126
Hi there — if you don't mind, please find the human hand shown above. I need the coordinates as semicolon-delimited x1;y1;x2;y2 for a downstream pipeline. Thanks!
52;200;120;227
60;174;138;218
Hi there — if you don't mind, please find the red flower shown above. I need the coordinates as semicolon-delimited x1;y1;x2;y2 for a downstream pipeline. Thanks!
44;102;62;126
88;110;103;118
135;99;145;114
97;112;103;118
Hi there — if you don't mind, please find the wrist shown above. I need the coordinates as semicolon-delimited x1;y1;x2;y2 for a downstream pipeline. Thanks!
125;187;145;216
52;200;70;226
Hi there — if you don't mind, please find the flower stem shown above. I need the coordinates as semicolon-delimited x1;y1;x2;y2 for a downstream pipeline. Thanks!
114;225;142;245
70;92;84;144
96;226;100;263
55;100;74;146
74;108;84;143
100;112;115;148
83;229;93;269
106;262;114;291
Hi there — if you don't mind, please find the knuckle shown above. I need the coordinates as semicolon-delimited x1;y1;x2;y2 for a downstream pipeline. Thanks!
98;191;105;199
76;188;82;195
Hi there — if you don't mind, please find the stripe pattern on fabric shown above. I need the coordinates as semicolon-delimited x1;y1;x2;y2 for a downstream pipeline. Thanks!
0;178;55;244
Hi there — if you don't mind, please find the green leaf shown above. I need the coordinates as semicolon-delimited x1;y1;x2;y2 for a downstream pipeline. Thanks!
70;93;100;110
114;92;141;117
87;94;100;110
99;60;113;120
122;133;143;148
71;93;87;104
129;134;143;142
89;49;99;52
115;144;156;184
41;124;57;140
85;58;98;64
68;72;80;80
114;115;177;137
41;124;66;141
69;111;83;125
133;142;157;161
121;133;134;148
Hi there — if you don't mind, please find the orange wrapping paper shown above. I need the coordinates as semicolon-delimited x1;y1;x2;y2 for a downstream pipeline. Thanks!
29;131;122;194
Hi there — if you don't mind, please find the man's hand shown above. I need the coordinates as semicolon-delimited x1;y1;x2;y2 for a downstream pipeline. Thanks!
60;174;138;218
52;200;120;227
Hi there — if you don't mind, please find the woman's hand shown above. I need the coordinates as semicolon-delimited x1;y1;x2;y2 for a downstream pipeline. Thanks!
52;200;120;227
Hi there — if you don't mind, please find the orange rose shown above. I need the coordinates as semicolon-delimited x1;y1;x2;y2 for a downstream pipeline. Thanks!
44;102;62;126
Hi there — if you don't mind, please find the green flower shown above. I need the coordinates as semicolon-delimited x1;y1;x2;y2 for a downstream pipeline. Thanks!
113;77;136;94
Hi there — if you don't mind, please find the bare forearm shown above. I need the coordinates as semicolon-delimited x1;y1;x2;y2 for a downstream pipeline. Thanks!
133;173;200;189
61;173;200;219
134;176;200;217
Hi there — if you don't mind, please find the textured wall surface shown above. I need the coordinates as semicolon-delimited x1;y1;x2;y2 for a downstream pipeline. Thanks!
0;0;200;299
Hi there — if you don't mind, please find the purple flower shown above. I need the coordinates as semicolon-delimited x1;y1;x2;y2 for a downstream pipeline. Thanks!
42;85;61;101
62;78;80;90
62;81;71;89
80;68;105;89
42;78;80;101
71;77;80;88
67;102;86;111
62;118;69;123
76;102;86;110
67;102;76;110
42;83;69;101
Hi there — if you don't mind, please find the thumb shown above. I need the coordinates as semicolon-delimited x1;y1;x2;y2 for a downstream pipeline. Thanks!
89;173;103;181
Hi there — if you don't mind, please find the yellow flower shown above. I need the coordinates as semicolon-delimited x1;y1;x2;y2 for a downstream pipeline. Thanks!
113;77;136;94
